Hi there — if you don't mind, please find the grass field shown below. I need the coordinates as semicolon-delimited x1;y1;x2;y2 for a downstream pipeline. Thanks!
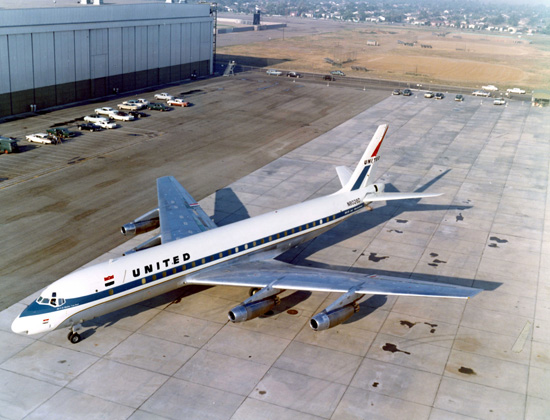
218;25;550;90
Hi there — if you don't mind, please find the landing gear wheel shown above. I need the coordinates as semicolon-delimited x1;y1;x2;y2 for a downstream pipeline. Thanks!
249;287;260;297
69;332;81;344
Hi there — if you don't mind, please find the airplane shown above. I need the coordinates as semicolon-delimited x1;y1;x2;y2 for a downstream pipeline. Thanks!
12;124;481;343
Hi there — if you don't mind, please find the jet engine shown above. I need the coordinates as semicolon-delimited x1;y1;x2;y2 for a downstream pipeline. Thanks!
363;182;385;195
310;289;363;331
363;183;385;208
121;208;159;236
310;303;359;331
228;284;284;323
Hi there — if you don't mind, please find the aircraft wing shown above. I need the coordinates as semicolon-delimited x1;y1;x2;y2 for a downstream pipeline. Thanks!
186;260;481;299
157;176;217;243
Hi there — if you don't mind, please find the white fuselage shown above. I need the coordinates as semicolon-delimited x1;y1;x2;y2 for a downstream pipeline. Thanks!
12;188;367;336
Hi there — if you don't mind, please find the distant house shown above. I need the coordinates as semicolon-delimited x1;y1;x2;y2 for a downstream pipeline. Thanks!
366;40;379;46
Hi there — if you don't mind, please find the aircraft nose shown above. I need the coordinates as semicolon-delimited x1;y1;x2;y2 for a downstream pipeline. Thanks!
11;316;29;335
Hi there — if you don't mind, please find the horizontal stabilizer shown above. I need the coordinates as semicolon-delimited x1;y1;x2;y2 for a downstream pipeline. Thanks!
364;192;443;202
335;166;352;187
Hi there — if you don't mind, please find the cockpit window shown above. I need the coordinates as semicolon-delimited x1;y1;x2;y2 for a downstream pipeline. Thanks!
36;295;64;307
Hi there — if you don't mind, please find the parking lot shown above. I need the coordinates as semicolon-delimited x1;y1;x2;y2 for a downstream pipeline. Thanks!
0;73;390;309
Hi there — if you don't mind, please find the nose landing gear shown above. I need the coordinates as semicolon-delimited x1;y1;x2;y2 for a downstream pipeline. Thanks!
67;324;82;343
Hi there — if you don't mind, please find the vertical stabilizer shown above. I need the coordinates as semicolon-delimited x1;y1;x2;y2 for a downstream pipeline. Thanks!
342;124;388;192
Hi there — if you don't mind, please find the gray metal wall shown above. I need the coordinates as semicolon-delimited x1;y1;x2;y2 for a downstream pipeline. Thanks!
0;3;213;117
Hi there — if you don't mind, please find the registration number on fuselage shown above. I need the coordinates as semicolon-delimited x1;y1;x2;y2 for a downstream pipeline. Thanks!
346;198;361;207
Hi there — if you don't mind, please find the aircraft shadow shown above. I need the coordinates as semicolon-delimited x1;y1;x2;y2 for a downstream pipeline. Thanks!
82;285;213;332
84;171;499;335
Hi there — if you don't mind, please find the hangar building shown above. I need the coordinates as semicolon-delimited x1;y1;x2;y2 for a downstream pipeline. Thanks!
0;2;213;117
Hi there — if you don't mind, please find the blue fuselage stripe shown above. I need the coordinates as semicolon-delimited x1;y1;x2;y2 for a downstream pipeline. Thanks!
22;203;365;318
351;165;371;191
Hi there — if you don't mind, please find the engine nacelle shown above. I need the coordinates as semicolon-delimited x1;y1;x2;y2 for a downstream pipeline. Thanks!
309;303;359;331
228;297;279;323
120;208;159;236
364;183;385;195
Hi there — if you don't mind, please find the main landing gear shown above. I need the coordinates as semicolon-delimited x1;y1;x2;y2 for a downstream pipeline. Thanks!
67;324;82;344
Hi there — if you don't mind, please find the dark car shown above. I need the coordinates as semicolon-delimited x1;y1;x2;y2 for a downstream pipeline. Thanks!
148;102;169;111
77;123;101;132
287;71;302;78
0;137;19;153
403;89;412;96
323;75;336;81
128;111;148;119
434;92;445;100
47;127;74;138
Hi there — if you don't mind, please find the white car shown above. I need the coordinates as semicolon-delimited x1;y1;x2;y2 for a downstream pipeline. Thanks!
166;98;190;107
493;98;506;105
135;98;149;107
482;85;499;91
84;115;109;124
94;120;117;129
26;133;53;144
94;107;116;115
507;87;526;94
154;93;175;101
472;90;491;97
266;69;283;76
118;99;148;110
109;110;135;121
424;91;434;98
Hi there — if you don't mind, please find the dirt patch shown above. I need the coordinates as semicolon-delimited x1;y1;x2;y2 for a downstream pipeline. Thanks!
218;25;550;90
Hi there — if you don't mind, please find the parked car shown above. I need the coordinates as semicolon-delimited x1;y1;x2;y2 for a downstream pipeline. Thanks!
266;69;282;76
392;89;401;95
424;91;434;98
330;70;345;76
0;137;19;153
94;120;117;129
493;98;506;105
323;75;336;81
94;107;116;116
84;114;109;124
482;85;499;91
26;133;54;144
109;110;134;121
167;98;190;107
403;89;412;96
134;98;149;107
507;87;526;94
77;123;101;132
472;90;490;97
128;111;148;119
148;102;169;111
154;93;175;101
434;92;445;100
287;71;302;78
46;127;74;138
455;94;464;102
118;100;147;110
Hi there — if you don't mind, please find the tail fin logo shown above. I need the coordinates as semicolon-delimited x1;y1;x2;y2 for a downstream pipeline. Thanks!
364;156;380;165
